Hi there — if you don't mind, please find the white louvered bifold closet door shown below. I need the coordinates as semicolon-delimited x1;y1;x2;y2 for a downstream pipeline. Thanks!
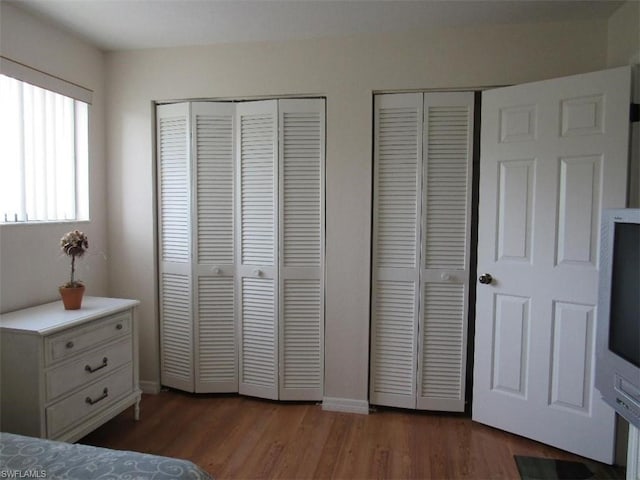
278;99;325;401
370;92;474;411
370;93;423;409
236;100;279;400
192;102;237;392
157;103;194;392
417;92;474;411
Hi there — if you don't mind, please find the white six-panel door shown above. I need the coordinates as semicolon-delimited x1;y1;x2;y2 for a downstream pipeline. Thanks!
473;66;631;463
370;91;474;411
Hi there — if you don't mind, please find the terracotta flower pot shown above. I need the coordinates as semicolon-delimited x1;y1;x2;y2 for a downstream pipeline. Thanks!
59;284;85;310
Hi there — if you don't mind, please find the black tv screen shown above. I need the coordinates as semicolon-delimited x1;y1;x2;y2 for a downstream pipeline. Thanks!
608;222;640;368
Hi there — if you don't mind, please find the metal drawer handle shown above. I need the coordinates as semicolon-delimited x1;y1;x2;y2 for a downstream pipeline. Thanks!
86;387;109;406
116;323;123;330
66;341;74;349
85;357;108;373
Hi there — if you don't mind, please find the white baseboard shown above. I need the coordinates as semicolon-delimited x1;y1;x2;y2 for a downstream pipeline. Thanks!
322;396;369;415
139;380;161;394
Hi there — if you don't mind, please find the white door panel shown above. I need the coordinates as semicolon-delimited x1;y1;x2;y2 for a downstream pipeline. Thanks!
157;102;194;392
236;100;279;400
370;93;422;409
278;99;325;401
192;102;237;393
473;66;631;463
417;92;474;411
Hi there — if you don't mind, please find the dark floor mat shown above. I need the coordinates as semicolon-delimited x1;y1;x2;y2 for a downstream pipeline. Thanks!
514;455;625;480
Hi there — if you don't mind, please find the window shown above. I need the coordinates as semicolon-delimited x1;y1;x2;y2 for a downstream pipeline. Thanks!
0;74;89;223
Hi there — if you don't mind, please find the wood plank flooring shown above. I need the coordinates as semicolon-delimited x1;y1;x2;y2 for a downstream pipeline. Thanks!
81;389;589;479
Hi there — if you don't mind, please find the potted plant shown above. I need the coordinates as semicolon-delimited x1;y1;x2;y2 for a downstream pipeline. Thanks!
59;230;89;310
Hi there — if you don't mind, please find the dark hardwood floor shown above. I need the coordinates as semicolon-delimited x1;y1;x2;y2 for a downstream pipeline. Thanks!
81;390;589;479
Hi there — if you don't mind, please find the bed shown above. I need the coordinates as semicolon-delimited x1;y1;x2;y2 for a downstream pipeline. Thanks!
0;432;212;479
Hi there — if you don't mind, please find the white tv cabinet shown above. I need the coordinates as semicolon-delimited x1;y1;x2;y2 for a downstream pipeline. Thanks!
0;296;141;442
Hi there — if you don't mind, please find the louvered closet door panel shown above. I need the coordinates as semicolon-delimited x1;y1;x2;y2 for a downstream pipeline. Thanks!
240;277;276;397
278;99;325;400
420;283;465;407
236;100;278;400
198;276;236;390
194;103;235;266
157;103;194;392
192;102;237;392
417;92;474;411
238;102;277;267
158;104;190;265
160;272;193;391
370;93;422;409
372;279;417;404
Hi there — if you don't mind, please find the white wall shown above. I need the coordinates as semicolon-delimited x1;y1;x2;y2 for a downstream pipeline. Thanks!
0;3;108;313
607;0;640;210
106;19;610;400
607;0;640;67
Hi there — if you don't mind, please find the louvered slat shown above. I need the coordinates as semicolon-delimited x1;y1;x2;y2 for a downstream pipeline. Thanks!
196;113;234;264
424;105;470;270
197;276;236;386
282;279;321;389
241;278;276;388
421;283;465;399
240;113;275;266
372;280;416;397
161;273;192;383
375;105;420;269
282;111;322;267
159;116;189;263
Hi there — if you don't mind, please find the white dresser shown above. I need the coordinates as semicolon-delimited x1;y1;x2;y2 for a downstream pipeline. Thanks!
0;296;141;442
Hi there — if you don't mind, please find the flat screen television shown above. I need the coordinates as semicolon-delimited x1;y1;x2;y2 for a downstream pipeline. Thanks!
595;208;640;429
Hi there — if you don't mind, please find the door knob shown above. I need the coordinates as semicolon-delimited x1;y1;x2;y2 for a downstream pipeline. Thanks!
479;273;493;285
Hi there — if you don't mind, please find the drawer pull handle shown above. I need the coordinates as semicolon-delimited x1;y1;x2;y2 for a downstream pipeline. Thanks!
86;388;109;406
66;341;74;349
85;357;108;373
116;324;123;330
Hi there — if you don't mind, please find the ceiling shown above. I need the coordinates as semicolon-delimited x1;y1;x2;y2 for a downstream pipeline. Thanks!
7;0;624;52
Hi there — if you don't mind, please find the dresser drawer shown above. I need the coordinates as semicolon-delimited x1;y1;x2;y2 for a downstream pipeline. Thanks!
46;366;133;438
45;337;132;402
45;311;131;365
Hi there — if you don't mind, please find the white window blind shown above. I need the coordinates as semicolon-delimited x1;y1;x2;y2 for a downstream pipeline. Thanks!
0;74;89;223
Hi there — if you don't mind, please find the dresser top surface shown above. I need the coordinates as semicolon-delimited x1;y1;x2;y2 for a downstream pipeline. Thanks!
0;297;140;335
